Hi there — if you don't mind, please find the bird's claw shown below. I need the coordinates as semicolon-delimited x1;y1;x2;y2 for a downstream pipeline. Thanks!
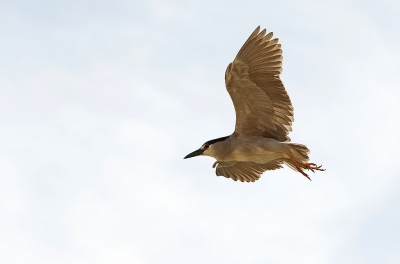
288;155;325;181
304;163;325;173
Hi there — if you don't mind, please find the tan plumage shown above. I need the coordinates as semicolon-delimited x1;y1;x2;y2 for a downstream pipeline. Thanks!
184;26;325;182
214;160;283;182
226;26;293;141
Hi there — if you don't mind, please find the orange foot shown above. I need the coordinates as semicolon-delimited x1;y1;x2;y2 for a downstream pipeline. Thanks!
300;163;325;179
289;156;325;181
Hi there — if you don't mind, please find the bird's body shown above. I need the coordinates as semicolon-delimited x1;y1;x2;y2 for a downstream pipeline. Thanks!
206;136;288;163
184;26;325;182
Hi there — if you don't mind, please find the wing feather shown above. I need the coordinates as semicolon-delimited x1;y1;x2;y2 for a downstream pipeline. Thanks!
215;161;283;182
225;27;294;141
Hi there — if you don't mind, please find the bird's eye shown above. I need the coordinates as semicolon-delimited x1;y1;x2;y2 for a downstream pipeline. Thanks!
203;144;209;149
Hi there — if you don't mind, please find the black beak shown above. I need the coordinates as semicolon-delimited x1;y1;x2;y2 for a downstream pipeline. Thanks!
184;149;204;159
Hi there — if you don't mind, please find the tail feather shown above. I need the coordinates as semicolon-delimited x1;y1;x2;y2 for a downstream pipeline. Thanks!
284;143;310;172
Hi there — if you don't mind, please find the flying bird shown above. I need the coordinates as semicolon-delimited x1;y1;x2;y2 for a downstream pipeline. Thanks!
184;26;325;182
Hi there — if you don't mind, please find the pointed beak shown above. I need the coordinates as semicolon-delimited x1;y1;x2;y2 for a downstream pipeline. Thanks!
184;149;204;159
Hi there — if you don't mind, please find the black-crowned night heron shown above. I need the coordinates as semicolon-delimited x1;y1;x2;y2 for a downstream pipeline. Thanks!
184;26;325;182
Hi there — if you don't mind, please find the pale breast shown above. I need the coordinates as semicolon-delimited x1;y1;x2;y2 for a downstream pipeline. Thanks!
223;136;289;163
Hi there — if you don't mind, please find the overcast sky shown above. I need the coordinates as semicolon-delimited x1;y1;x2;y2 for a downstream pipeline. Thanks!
1;0;400;263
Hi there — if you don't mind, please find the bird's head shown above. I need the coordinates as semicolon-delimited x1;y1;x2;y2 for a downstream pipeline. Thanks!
184;136;229;159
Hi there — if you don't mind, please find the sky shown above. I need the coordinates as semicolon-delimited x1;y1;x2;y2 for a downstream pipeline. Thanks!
1;0;400;263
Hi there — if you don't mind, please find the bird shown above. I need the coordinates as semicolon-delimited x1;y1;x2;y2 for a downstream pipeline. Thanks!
184;26;325;182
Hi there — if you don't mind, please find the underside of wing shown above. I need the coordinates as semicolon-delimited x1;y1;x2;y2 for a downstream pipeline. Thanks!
225;26;294;142
214;161;283;182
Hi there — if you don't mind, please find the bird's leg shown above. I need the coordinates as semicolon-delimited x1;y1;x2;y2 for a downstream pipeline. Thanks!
288;155;325;181
301;163;325;173
296;166;312;181
287;155;312;180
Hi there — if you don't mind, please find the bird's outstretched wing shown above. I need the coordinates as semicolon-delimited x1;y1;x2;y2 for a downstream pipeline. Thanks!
214;161;283;182
225;26;294;142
